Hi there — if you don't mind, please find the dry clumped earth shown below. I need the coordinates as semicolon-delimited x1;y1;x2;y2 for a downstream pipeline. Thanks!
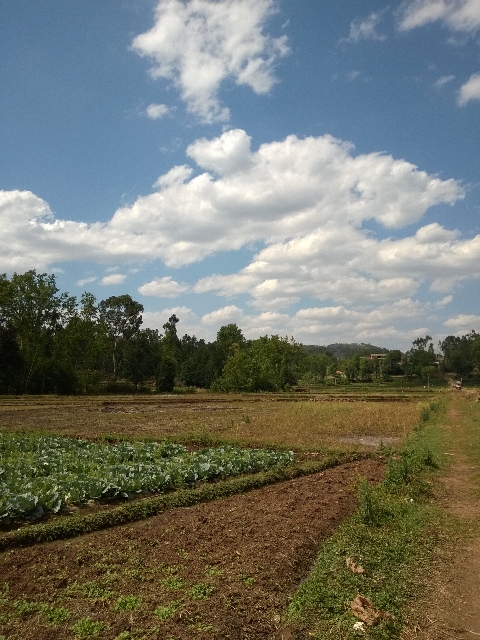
0;459;384;640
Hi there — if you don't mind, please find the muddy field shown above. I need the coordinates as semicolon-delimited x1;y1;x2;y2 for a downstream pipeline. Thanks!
0;393;423;450
0;459;384;640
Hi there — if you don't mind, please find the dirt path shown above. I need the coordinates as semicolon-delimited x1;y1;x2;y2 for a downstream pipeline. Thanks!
401;394;480;639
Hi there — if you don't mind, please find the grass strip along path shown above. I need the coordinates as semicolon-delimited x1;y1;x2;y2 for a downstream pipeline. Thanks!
281;399;449;639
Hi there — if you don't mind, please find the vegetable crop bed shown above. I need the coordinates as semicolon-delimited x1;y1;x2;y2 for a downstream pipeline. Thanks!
0;394;415;638
0;458;384;640
0;433;292;523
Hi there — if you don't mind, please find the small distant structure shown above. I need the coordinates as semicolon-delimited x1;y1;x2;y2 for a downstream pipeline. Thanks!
370;354;386;360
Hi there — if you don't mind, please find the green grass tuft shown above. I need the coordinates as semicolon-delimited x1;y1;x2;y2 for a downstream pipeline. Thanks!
154;601;181;621
70;617;108;638
111;595;142;611
188;583;214;600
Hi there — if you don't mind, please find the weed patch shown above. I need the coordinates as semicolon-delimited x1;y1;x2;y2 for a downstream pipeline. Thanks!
40;604;71;626
83;581;115;600
160;575;185;591
70;616;108;638
205;565;224;577
111;595;142;611
12;598;42;617
188;583;214;600
154;601;181;621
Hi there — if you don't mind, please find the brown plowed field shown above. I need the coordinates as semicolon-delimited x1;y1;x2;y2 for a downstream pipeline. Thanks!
0;459;384;640
0;394;421;450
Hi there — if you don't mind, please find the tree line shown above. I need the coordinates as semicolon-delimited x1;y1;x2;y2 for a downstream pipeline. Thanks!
0;270;305;394
0;271;479;394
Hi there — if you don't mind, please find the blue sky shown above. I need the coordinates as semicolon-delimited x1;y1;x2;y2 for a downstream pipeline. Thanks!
1;0;479;349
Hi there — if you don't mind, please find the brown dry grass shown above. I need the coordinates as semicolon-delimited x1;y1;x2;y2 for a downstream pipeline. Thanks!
244;400;420;448
0;394;421;450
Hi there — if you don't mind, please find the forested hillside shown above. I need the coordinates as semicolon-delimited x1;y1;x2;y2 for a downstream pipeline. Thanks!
303;343;389;359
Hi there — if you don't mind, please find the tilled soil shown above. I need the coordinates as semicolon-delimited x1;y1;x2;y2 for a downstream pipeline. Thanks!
0;459;383;640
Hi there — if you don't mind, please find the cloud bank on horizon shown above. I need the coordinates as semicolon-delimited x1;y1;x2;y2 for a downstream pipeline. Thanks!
1;127;477;345
0;130;470;283
1;0;479;348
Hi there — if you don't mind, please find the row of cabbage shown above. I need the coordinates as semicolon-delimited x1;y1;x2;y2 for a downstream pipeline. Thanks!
0;433;293;520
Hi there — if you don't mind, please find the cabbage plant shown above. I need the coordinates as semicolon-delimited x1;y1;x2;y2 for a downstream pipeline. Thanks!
0;433;293;520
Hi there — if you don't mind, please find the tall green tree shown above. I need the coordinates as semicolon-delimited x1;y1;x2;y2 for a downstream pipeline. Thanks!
178;335;218;388
210;323;246;381
52;293;105;393
98;295;144;380
0;271;76;392
440;331;479;378
403;335;437;380
212;335;302;392
339;354;360;382
162;314;181;357
358;357;374;382
154;314;181;392
299;353;335;384
472;332;480;372
381;350;403;378
0;324;24;393
123;328;161;390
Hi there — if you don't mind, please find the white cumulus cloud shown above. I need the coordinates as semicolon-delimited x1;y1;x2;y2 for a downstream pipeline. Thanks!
131;0;289;123
146;103;170;119
458;72;480;104
201;305;245;325
100;273;127;285
77;276;97;287
436;295;453;307
0;128;476;330
342;11;387;43
0;132;463;275
444;313;480;332
434;74;455;88
398;0;480;33
138;276;189;297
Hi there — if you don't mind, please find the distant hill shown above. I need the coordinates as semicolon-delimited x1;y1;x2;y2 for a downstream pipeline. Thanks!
302;343;389;359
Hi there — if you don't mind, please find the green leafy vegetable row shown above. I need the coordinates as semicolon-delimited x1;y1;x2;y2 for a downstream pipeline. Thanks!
0;452;369;551
0;433;293;520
